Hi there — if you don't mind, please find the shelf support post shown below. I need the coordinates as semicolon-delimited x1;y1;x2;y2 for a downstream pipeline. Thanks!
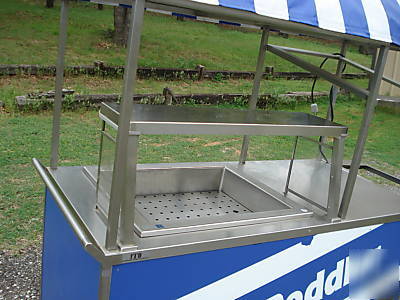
239;27;269;164
319;41;348;159
50;0;69;169
327;135;345;221
326;40;348;121
339;46;389;219
106;0;145;250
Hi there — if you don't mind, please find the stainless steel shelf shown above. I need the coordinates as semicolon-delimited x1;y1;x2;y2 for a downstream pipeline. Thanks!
99;102;348;137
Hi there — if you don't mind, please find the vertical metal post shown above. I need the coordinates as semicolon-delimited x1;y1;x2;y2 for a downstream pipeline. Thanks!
368;47;378;91
50;0;69;169
98;264;112;300
239;28;269;164
319;41;348;157
284;136;299;196
326;41;348;121
119;133;139;247
339;46;389;219
326;135;345;221
96;120;106;196
105;0;145;250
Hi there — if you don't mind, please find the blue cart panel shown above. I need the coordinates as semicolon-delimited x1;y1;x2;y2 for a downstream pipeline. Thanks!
110;222;399;300
41;189;101;300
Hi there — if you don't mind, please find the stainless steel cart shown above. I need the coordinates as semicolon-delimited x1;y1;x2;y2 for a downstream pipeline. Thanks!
34;1;400;299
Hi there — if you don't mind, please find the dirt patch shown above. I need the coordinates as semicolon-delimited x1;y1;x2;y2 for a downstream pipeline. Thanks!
203;138;241;147
203;141;222;147
150;143;169;147
185;138;201;142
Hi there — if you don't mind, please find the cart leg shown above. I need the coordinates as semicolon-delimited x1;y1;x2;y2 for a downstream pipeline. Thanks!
98;264;112;300
239;28;269;164
50;0;69;169
327;135;345;221
339;46;389;219
326;41;348;121
106;0;145;250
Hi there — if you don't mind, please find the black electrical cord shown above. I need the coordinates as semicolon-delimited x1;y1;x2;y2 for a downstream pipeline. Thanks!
311;53;347;162
311;57;329;103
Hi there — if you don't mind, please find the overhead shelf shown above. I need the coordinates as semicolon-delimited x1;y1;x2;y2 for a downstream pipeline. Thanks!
99;102;348;137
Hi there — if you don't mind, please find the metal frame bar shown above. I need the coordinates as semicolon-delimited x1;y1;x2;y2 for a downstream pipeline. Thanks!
287;188;327;212
96;120;106;199
339;46;390;219
284;135;346;221
267;44;369;99
320;41;348;153
50;0;69;169
284;136;298;196
106;0;146;250
239;28;269;164
269;44;400;90
118;132;139;247
98;264;112;300
338;56;400;88
327;135;345;220
327;41;348;121
343;164;400;185
368;47;378;92
340;55;400;89
299;136;333;150
269;44;339;60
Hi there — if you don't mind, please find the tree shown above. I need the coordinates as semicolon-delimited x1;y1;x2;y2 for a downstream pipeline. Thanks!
46;0;55;8
113;6;131;47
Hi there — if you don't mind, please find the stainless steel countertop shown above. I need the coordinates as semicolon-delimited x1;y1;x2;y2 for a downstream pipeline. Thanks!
41;160;400;265
99;103;348;136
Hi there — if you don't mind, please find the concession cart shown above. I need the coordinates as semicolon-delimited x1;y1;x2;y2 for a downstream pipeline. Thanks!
34;0;400;299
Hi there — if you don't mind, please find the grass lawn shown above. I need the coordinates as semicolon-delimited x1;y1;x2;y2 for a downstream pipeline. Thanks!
1;0;372;72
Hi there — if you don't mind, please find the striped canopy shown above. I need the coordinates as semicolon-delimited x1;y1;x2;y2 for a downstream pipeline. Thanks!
192;0;400;46
86;0;400;47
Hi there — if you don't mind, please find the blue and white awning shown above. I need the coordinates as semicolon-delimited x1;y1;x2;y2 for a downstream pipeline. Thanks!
193;0;400;46
86;0;400;47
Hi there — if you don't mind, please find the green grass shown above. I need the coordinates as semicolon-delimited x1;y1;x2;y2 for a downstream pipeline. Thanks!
1;96;399;251
1;0;371;72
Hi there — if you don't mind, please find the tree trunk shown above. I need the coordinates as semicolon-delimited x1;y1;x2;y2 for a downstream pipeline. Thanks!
113;6;131;47
46;0;55;8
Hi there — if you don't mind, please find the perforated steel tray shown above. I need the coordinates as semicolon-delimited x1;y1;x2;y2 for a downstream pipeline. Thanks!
130;166;313;237
136;191;250;224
